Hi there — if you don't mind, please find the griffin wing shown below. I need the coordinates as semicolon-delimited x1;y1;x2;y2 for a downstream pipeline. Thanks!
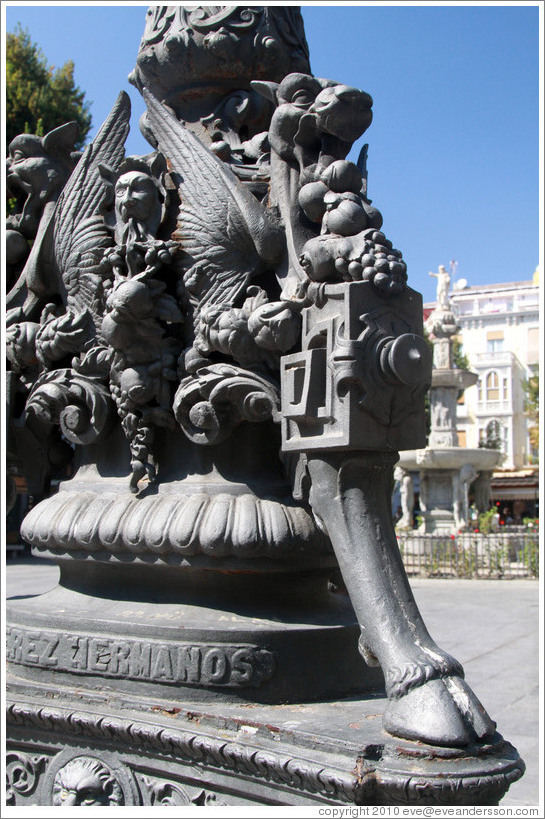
143;89;285;328
35;91;131;335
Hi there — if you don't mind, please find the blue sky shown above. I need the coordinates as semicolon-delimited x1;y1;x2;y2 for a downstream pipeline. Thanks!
4;2;541;304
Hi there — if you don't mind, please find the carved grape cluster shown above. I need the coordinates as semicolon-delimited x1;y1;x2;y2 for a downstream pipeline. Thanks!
299;227;407;294
297;159;407;295
340;229;407;294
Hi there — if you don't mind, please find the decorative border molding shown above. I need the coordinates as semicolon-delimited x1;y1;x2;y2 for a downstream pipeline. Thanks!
6;701;359;803
377;767;525;806
7;700;524;805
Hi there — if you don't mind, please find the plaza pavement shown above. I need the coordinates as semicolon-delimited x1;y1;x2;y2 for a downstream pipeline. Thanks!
4;554;541;808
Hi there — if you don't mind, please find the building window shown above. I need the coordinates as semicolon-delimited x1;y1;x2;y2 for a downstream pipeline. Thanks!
483;301;512;315
477;379;482;401
487;338;504;353
486;371;500;401
486;330;504;354
502;377;509;400
528;429;539;464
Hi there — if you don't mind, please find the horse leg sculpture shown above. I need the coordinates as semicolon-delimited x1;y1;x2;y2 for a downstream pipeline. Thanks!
306;450;496;747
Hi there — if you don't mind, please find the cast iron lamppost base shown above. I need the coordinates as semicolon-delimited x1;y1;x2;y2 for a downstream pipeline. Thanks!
5;5;524;806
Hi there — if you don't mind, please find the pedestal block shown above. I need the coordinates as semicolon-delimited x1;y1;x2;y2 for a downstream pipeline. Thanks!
6;676;524;806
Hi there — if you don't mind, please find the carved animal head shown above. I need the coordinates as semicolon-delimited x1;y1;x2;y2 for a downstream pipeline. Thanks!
252;72;372;165
299;233;352;282
5;321;39;372
6;122;80;239
52;757;123;806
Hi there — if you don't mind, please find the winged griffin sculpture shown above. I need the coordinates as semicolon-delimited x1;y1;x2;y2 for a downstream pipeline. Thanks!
6;5;498;765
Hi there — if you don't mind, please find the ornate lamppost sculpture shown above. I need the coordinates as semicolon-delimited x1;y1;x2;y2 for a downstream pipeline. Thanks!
6;6;523;806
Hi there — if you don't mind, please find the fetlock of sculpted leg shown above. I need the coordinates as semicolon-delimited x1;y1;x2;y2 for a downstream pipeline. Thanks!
306;451;496;748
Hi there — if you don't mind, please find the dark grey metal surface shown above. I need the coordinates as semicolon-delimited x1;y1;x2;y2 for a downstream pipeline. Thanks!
5;4;524;806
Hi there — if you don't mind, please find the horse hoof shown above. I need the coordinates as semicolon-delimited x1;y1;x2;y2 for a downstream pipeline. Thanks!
383;676;496;747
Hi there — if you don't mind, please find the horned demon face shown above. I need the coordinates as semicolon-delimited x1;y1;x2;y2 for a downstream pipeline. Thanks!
114;170;161;227
99;153;167;244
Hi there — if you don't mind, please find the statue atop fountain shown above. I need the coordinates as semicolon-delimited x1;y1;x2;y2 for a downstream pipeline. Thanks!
429;263;451;309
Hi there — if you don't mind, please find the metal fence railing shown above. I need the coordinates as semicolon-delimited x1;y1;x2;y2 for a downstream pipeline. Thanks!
396;532;539;579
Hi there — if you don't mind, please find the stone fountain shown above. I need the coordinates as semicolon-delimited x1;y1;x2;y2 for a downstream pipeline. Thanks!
397;266;503;533
5;7;522;807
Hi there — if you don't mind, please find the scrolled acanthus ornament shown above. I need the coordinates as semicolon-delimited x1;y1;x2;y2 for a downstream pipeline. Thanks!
26;366;114;446
173;363;280;445
6;752;49;805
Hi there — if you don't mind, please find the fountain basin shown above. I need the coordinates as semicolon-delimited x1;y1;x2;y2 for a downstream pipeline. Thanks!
431;368;477;390
398;447;502;472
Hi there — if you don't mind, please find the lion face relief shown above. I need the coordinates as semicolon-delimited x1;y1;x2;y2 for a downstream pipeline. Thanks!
51;757;123;806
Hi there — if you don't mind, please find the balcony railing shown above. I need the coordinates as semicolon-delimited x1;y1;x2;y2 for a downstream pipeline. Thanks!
476;399;511;413
473;351;517;367
453;296;538;317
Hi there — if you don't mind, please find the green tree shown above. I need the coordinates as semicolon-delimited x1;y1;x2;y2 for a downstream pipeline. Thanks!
451;337;471;372
6;25;92;151
522;369;539;461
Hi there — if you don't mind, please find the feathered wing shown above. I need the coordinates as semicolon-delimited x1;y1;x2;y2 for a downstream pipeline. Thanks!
36;91;132;338
143;89;285;328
